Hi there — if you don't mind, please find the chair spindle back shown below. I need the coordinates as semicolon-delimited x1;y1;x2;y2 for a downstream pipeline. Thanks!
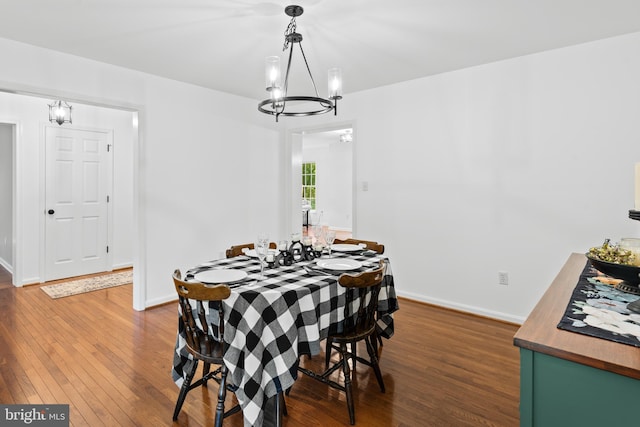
173;269;231;358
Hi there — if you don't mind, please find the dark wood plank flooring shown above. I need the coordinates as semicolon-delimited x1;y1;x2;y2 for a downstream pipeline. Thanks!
0;267;520;426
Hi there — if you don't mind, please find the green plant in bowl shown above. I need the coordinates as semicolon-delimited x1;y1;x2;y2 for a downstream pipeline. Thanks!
587;239;640;285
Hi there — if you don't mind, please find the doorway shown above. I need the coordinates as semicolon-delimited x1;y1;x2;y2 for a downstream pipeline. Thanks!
291;125;354;238
0;123;14;278
0;89;141;308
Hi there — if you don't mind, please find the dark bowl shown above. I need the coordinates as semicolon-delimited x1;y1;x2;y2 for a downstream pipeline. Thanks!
586;254;640;285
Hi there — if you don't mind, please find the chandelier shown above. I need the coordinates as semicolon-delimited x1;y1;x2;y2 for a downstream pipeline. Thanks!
340;130;352;143
258;5;342;122
48;100;72;126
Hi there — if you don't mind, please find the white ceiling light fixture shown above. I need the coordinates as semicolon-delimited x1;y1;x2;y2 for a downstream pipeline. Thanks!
48;100;72;126
340;130;352;143
258;5;342;122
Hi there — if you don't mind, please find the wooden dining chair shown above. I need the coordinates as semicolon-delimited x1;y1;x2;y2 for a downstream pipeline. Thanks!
329;237;386;366
298;261;387;425
172;269;241;425
225;242;277;258
334;238;385;254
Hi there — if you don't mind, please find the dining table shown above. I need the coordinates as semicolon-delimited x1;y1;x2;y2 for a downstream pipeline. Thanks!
171;247;399;427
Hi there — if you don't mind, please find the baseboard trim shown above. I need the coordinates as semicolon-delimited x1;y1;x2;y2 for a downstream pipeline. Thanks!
396;290;525;325
148;287;525;324
145;293;178;309
112;262;133;270
0;257;13;275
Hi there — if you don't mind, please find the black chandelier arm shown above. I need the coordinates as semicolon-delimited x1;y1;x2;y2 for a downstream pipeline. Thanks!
297;42;321;98
258;96;334;118
278;37;298;115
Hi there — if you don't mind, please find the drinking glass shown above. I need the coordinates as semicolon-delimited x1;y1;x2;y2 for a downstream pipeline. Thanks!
325;230;336;258
312;224;323;245
255;239;269;280
257;232;270;245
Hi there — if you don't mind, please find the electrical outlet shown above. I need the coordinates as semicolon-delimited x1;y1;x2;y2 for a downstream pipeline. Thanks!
498;271;509;286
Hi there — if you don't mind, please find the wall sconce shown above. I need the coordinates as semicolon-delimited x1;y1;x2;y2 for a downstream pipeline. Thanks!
48;100;72;126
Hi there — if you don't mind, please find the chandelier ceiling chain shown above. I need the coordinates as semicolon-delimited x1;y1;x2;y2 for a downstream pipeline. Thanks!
282;14;297;51
258;5;343;122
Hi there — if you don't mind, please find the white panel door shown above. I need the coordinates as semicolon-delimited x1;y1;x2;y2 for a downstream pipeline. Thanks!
45;127;110;281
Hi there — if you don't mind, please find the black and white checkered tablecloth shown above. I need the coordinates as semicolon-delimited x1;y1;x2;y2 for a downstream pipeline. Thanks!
171;252;399;427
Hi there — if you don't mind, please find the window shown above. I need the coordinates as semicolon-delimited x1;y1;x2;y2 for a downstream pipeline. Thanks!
302;162;316;209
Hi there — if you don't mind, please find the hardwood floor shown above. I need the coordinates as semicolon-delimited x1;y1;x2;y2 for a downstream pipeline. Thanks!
0;265;12;290
0;268;520;426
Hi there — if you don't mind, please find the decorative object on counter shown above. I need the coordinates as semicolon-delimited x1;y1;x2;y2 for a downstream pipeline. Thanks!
557;261;640;345
586;256;640;293
258;5;342;122
619;238;640;266
587;239;636;265
586;239;640;294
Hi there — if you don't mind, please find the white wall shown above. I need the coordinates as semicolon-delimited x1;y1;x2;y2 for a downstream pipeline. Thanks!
302;137;352;230
2;32;640;321
0;123;12;270
284;32;640;323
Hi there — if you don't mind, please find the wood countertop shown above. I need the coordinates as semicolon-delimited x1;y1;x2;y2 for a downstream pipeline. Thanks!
513;252;640;380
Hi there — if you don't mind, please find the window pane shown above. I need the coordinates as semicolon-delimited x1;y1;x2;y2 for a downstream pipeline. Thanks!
301;162;316;210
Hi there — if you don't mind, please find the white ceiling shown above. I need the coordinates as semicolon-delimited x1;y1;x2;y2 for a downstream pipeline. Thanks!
1;0;640;102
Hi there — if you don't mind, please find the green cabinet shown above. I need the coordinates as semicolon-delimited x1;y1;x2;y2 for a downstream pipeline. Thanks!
520;349;640;427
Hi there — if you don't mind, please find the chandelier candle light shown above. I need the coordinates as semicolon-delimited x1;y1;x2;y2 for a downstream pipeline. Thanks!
258;5;342;122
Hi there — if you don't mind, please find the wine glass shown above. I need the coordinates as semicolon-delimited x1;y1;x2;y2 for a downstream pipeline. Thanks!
312;224;323;245
257;232;269;245
255;239;269;280
325;230;336;258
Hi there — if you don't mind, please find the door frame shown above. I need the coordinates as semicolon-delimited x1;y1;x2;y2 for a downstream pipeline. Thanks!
286;120;357;239
0;118;19;285
41;124;114;281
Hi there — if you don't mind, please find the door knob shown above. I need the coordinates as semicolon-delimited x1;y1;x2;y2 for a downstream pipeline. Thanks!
47;209;55;215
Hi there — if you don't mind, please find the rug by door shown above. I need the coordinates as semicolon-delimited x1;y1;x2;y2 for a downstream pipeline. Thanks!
41;269;133;299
